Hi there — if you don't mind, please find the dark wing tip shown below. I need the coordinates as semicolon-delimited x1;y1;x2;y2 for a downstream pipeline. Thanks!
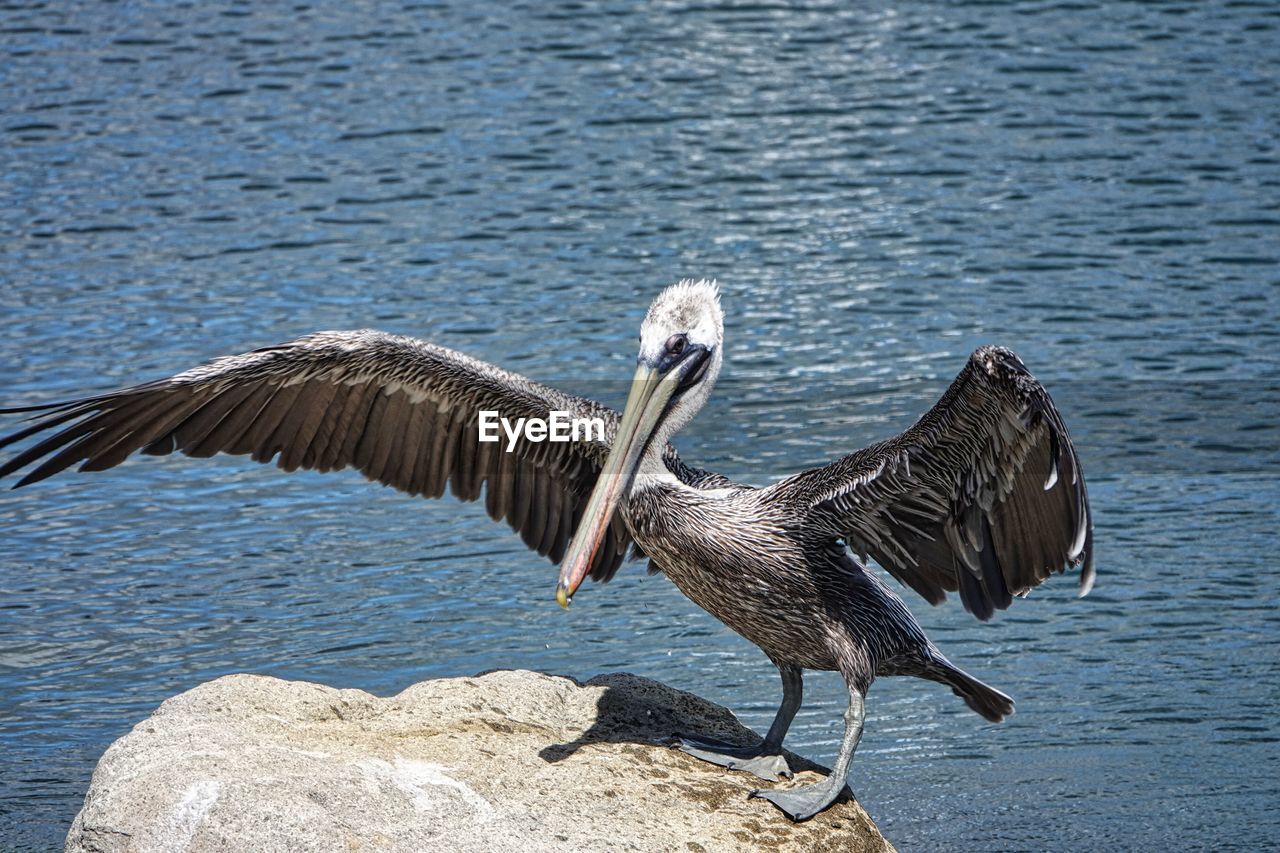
957;566;997;621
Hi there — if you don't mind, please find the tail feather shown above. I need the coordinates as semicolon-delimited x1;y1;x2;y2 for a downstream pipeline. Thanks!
937;666;1014;723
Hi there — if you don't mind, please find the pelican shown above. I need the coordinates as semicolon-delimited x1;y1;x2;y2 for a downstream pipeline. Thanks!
0;280;1094;821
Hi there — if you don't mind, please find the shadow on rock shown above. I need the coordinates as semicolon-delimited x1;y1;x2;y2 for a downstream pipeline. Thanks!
537;672;828;778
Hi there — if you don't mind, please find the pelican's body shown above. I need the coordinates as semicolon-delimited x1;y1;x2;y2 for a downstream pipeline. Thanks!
631;484;924;676
1;280;1094;821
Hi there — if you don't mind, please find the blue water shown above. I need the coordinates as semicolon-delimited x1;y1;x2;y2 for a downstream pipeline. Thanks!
2;2;1278;849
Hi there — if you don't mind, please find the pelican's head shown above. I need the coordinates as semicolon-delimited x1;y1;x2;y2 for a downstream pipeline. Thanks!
636;278;724;435
555;279;723;607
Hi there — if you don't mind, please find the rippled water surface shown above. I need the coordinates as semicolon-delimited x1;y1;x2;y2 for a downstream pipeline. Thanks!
2;2;1278;849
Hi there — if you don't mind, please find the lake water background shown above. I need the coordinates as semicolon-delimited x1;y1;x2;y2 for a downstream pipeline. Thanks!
1;1;1277;849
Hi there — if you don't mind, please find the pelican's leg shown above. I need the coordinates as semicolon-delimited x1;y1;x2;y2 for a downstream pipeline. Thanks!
752;686;864;822
675;664;801;782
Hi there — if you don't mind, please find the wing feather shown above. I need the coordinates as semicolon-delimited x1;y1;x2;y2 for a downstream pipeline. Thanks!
0;330;683;586
183;382;265;459
771;345;1094;620
280;379;339;473
221;382;284;458
92;392;208;467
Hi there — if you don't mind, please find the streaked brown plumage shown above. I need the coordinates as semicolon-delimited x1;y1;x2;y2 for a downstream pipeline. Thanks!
0;279;1094;821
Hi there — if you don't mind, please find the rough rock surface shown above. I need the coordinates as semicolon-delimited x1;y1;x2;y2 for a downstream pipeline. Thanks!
66;670;893;852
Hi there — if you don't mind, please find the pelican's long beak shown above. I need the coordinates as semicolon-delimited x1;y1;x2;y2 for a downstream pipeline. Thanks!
555;362;682;608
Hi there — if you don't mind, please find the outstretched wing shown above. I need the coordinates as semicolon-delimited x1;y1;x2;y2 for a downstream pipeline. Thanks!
771;345;1094;620
0;330;646;582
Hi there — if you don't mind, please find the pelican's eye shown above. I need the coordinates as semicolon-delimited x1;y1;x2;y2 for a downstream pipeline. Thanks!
665;334;688;357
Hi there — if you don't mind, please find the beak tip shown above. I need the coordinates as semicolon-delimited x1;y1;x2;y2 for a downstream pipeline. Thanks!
556;585;571;609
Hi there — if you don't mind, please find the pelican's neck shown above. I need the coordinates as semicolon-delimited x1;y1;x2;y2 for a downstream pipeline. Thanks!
626;385;709;498
630;438;680;495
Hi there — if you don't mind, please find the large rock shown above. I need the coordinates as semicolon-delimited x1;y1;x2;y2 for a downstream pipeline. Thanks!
66;670;893;852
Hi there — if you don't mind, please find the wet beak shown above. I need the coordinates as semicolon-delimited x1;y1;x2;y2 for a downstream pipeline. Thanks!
555;362;681;608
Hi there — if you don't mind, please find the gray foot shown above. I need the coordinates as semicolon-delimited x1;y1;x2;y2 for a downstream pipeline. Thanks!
751;776;848;822
674;735;793;782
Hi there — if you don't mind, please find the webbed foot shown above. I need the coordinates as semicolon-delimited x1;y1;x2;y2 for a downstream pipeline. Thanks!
673;735;793;782
750;775;849;822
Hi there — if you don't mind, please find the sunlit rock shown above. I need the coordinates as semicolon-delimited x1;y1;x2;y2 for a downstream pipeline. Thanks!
65;670;892;852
